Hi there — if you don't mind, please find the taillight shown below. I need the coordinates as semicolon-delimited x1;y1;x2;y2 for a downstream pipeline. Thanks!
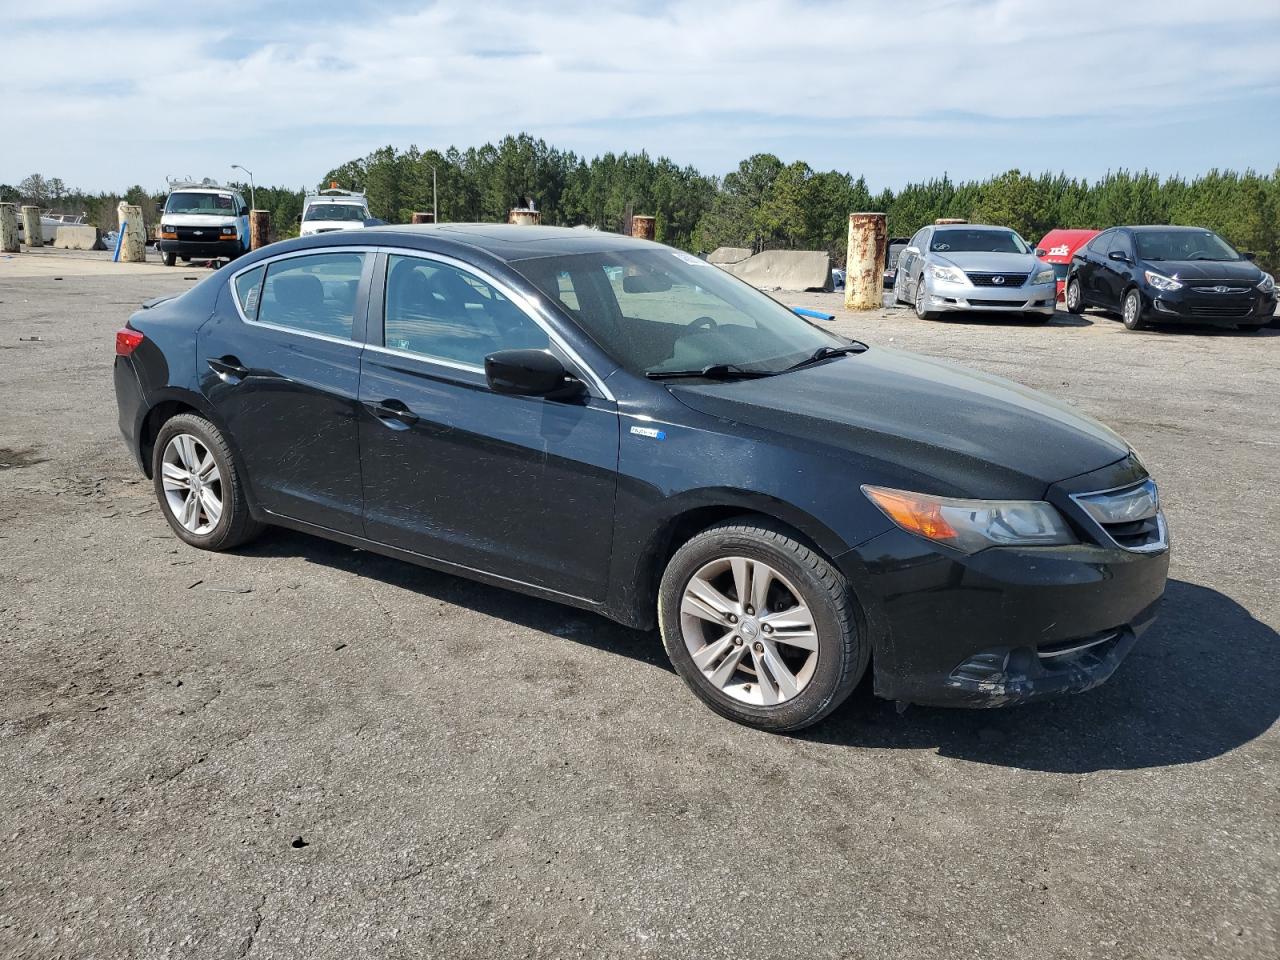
116;328;145;356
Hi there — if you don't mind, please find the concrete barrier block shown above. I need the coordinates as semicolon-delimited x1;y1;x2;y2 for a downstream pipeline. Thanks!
707;246;752;265
53;225;106;251
720;250;832;292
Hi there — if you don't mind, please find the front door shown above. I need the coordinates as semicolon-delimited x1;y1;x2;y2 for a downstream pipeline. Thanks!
198;249;372;534
358;252;619;601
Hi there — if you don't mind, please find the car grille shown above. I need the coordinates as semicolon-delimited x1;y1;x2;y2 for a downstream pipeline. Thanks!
967;298;1023;307
1187;303;1256;319
1070;478;1167;553
174;226;228;242
966;272;1028;287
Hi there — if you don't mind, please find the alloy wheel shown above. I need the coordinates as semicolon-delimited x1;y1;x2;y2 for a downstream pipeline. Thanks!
160;434;223;534
1124;291;1141;328
679;556;819;706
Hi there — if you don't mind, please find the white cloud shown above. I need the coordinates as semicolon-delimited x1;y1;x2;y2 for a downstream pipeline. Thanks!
3;0;1278;190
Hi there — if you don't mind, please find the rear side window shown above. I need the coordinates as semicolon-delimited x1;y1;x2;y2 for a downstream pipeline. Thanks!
233;265;264;318
383;255;549;366
257;253;366;339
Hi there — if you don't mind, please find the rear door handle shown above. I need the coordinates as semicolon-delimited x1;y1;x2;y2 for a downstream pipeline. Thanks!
207;356;249;384
365;398;419;428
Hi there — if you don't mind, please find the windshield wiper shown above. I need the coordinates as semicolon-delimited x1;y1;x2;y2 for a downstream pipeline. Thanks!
778;342;869;374
646;363;773;381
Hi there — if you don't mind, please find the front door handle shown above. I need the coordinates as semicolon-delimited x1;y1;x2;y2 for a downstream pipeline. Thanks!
365;399;419;428
208;356;249;385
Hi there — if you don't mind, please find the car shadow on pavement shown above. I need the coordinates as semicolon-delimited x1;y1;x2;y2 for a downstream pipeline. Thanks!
806;579;1279;772
240;530;673;673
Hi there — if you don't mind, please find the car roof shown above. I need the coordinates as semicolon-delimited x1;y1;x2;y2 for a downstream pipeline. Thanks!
1124;224;1213;232
932;223;1012;232
362;223;662;261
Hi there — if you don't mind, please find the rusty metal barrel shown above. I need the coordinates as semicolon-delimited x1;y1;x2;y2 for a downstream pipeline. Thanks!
411;212;435;224
250;210;271;250
844;212;887;311
631;215;655;240
935;218;968;225
508;209;540;226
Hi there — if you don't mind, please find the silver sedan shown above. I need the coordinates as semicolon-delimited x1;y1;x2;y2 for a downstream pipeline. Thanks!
894;224;1057;322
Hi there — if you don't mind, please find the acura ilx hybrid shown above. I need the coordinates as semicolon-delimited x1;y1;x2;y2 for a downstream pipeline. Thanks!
114;225;1169;731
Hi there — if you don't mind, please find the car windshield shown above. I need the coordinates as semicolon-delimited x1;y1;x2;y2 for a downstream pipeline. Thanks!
930;229;1029;254
304;204;368;221
514;249;847;377
165;192;235;214
1133;229;1242;262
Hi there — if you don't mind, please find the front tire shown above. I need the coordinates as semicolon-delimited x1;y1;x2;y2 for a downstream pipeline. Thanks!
152;413;263;551
1065;278;1084;314
914;278;940;321
658;520;868;732
1122;288;1146;330
163;251;176;267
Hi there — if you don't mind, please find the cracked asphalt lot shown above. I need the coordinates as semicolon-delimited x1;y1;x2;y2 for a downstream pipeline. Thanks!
1;252;1277;958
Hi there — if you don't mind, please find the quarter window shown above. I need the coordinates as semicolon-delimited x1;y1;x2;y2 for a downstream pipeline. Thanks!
256;253;365;339
383;255;549;367
1087;231;1113;254
233;265;264;318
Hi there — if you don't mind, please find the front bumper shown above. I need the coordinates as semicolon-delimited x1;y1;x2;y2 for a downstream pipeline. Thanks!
1143;285;1274;326
158;238;242;259
925;277;1057;315
837;458;1170;708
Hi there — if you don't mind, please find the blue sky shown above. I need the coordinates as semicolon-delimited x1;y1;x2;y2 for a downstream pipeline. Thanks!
4;0;1279;193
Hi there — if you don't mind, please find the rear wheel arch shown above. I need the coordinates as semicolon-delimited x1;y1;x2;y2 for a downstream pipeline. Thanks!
138;390;237;479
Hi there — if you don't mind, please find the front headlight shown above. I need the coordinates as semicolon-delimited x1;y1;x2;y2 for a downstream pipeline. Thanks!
1144;270;1182;292
1033;268;1055;284
862;485;1076;554
1258;272;1275;294
929;264;966;284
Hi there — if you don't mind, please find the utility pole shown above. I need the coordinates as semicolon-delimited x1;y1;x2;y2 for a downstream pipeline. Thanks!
433;167;438;223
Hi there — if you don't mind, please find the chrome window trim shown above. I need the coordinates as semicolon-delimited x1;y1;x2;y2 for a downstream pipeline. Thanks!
227;246;370;348
1069;478;1168;554
226;244;616;401
374;246;615;401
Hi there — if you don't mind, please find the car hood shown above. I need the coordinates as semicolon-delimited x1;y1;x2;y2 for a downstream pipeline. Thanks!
932;251;1041;274
668;347;1130;500
1142;259;1263;283
162;213;239;226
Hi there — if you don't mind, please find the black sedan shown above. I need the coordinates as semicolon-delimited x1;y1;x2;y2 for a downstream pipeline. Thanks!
1065;225;1276;331
113;225;1170;731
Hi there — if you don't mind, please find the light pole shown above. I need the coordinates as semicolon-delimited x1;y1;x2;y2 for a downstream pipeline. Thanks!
432;166;438;223
231;164;256;211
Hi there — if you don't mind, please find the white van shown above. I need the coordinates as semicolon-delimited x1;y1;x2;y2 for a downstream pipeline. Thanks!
158;179;250;266
300;188;372;237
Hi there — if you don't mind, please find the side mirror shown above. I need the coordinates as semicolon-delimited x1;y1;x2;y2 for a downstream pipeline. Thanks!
485;349;584;400
1034;248;1046;257
240;206;249;216
1242;251;1256;261
1108;250;1130;263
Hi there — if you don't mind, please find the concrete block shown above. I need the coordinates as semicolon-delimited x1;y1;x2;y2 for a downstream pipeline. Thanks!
720;250;832;292
707;246;752;265
53;225;106;251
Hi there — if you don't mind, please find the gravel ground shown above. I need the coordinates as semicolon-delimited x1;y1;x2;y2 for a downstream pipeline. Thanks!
1;250;1277;959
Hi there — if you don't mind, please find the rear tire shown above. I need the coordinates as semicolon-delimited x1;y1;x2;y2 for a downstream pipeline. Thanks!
1064;277;1084;314
658;520;868;732
152;413;263;551
1122;288;1146;330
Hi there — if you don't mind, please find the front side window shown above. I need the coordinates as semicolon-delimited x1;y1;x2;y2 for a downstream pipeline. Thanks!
515;250;845;377
256;252;365;339
165;192;235;214
383;255;549;366
1109;231;1135;260
929;229;1029;254
1133;229;1241;262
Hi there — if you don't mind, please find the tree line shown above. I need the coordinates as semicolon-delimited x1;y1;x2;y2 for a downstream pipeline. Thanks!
5;134;1277;270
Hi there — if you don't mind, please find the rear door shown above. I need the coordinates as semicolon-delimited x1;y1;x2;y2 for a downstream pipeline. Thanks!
357;250;620;601
199;249;372;534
